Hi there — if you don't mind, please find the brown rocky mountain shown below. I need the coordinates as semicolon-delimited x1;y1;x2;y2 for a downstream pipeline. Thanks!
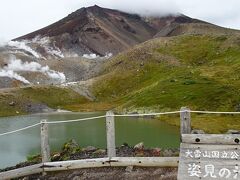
1;5;239;88
14;5;204;57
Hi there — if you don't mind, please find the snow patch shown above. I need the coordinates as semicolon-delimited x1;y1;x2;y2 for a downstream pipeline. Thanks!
61;81;78;87
56;109;71;113
83;53;99;59
105;53;113;58
83;53;113;59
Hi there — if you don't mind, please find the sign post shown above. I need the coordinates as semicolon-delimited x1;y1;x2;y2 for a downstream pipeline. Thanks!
177;108;240;180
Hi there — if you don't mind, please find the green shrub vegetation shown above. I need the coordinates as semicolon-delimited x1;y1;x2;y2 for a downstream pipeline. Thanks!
92;35;240;133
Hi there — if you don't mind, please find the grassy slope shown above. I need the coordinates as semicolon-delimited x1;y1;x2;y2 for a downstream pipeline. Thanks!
92;34;240;133
0;86;90;117
1;34;240;133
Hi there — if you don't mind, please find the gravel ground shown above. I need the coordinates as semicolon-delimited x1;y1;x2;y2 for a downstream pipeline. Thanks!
26;167;177;180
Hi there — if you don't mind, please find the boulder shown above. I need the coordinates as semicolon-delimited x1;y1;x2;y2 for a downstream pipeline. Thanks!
9;101;16;106
82;146;97;152
125;166;134;173
226;130;240;134
162;149;174;157
191;129;205;134
152;148;161;156
72;176;81;180
51;153;61;161
122;142;129;147
93;149;106;155
134;142;144;150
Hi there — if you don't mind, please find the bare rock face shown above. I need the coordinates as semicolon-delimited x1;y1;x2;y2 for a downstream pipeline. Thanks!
0;77;23;88
13;5;202;58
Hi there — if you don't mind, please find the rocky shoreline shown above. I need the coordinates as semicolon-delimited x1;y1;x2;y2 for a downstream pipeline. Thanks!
1;140;179;171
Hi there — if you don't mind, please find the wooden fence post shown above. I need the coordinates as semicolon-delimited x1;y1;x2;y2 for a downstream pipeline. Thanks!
41;120;50;163
180;107;191;135
106;111;116;158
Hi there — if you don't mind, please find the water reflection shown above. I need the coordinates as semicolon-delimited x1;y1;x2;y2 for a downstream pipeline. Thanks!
0;112;180;169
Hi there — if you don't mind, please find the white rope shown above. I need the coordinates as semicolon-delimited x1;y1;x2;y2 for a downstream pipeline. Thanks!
46;115;106;124
112;111;182;117
1;110;240;137
190;110;240;114
0;122;41;137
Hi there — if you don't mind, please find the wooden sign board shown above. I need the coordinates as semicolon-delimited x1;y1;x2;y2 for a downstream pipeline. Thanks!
178;143;240;180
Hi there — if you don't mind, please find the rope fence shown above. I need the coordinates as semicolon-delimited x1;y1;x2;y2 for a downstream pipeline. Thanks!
46;115;106;124
190;110;240;114
0;122;41;137
113;111;182;117
1;109;240;137
1;107;240;179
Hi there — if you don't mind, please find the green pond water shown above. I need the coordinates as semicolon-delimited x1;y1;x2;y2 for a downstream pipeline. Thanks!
0;112;180;169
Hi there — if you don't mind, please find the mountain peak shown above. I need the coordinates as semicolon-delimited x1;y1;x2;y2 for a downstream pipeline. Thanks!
13;6;210;57
90;4;102;9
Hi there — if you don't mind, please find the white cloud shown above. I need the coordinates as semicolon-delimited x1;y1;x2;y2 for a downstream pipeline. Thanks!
0;0;240;40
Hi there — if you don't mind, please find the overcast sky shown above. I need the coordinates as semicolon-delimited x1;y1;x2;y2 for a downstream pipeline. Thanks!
0;0;240;41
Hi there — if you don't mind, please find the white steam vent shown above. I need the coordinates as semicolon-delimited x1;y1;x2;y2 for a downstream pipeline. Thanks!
32;36;64;58
6;37;65;59
0;69;30;84
0;56;66;84
7;41;42;58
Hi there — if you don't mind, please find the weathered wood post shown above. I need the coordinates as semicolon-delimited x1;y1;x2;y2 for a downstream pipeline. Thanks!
180;107;191;135
41;120;50;163
106;111;116;158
